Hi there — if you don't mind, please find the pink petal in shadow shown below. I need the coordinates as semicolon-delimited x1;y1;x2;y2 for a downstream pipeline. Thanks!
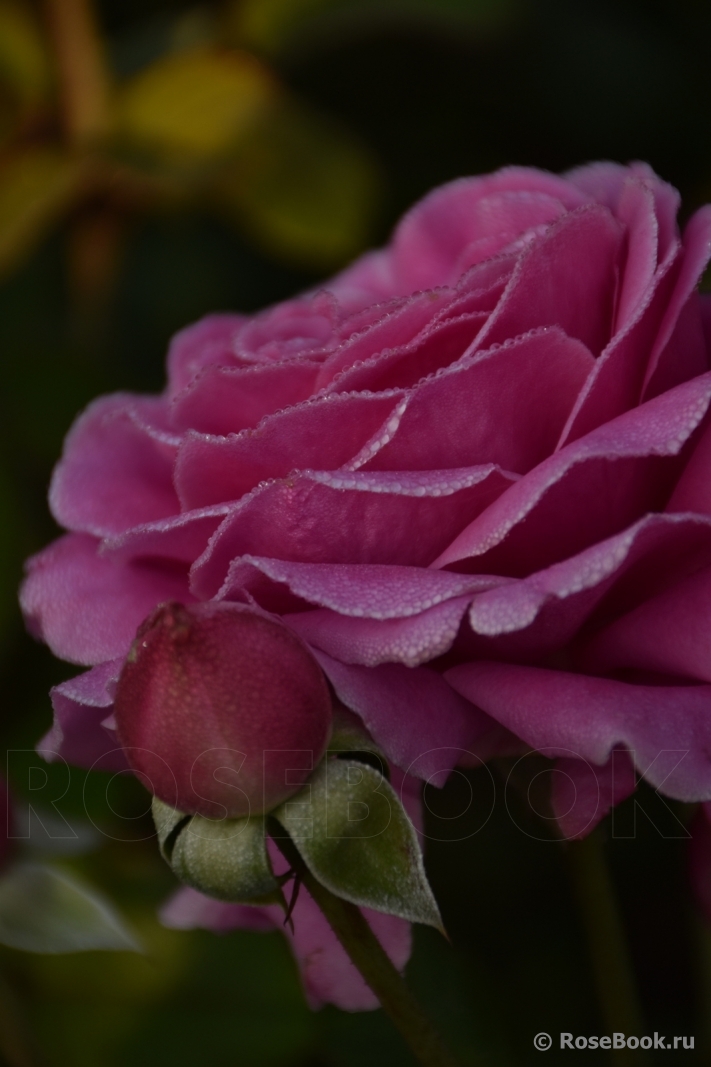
20;533;193;665
40;659;128;771
446;662;711;802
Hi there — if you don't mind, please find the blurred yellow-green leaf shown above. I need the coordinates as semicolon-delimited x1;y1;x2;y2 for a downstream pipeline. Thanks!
227;0;519;56
217;98;380;269
227;0;332;55
113;46;275;165
0;1;51;106
0;146;83;276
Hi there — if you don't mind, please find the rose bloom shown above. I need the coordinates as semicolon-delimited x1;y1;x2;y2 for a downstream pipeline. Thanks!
21;162;711;1006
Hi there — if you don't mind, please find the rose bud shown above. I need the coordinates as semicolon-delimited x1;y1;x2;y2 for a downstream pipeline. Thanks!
113;602;333;819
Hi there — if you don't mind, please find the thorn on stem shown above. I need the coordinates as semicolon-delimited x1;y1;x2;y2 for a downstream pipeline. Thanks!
283;872;302;932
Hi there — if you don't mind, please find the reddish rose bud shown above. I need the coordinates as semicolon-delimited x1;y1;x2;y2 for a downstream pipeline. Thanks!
114;602;333;819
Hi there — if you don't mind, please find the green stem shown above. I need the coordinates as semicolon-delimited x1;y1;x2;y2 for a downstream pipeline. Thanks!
44;0;111;145
272;833;461;1067
567;829;647;1066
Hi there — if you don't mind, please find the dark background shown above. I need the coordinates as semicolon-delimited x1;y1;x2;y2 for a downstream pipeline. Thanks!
0;1;709;1063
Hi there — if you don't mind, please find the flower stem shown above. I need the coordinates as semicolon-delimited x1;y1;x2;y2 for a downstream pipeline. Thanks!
44;0;111;145
567;829;648;1065
272;833;461;1067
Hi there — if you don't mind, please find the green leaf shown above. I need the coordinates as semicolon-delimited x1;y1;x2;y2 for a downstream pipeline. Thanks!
228;0;519;56
113;46;274;164
0;862;140;954
216;97;380;269
227;0;330;55
24;806;99;856
0;2;51;106
152;798;282;904
0;148;83;276
272;759;443;930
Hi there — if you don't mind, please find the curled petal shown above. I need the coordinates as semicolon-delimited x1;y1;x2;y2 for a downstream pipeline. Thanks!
435;372;711;573
20;533;192;665
191;465;516;598
315;650;493;781
41;660;127;771
49;395;179;538
166;314;245;397
446;662;711;802
550;750;636;840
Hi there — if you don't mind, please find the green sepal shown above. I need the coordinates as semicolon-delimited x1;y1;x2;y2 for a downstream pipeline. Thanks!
271;759;443;931
152;796;190;860
327;703;387;773
152;798;283;905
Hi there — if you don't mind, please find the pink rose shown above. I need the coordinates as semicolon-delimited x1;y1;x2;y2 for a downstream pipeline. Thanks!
20;161;711;1003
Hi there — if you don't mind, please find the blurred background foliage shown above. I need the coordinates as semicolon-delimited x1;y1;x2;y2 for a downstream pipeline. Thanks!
0;0;710;1064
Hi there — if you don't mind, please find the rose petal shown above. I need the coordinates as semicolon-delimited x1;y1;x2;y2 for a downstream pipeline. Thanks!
218;556;505;618
556;248;680;446
434;372;711;574
666;415;711;517
40;660;127;771
170;360;322;436
445;662;711;801
551;750;636;840
288;596;472;668
160;886;275;933
191;466;517;599
326;311;489;395
466;512;711;657
642;206;711;394
476;205;623;357
389;171;585;290
49;395;179;538
388;185;568;292
559;206;711;445
642;294;709;401
565;160;680;260
360;327;594;475
314;650;490;779
613;178;659;332
101;505;230;565
319;257;515;393
328;167;590;311
233;291;341;363
580;559;711;683
159;881;411;1012
166;313;245;397
20;533;192;665
700;293;711;350
175;391;406;510
316;288;455;388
